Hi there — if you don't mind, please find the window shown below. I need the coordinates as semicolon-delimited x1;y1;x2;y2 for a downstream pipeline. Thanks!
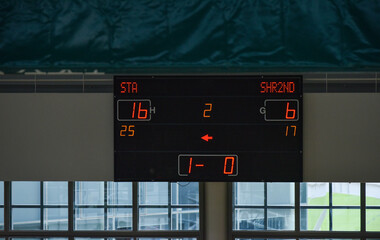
1;181;202;240
0;182;3;230
74;182;133;230
139;182;199;231
366;183;380;231
233;182;295;231
11;182;68;230
300;182;361;231
232;182;380;240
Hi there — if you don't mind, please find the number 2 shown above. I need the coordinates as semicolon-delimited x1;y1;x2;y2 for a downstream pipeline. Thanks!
203;103;212;118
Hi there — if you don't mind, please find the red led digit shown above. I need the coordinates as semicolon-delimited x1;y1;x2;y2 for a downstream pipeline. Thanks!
132;102;136;118
223;157;235;175
285;102;296;119
138;102;148;119
188;157;193;174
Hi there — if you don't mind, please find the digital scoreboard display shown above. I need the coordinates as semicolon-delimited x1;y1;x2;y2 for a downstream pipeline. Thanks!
114;75;303;181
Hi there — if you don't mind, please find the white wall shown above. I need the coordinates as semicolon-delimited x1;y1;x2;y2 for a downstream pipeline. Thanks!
0;93;380;181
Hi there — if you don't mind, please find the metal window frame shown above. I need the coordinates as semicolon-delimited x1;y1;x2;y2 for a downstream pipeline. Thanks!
0;181;204;240
0;72;379;93
229;182;380;240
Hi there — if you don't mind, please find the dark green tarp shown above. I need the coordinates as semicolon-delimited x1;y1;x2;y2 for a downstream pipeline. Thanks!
0;0;379;72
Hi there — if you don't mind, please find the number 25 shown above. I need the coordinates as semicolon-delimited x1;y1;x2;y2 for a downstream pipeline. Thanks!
120;125;135;137
203;103;212;118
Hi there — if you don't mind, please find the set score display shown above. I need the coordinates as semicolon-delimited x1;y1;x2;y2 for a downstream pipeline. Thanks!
114;75;303;182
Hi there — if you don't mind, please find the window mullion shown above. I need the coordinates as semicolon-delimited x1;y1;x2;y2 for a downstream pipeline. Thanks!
264;182;268;230
104;181;107;230
360;182;366;234
40;181;44;230
133;182;138;231
4;181;10;232
168;182;172;230
329;182;333;231
295;182;300;232
68;181;74;239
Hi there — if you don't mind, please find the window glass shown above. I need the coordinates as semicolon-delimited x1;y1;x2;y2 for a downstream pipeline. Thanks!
300;183;329;206
366;209;380;231
332;183;360;206
267;183;294;206
75;182;104;205
0;208;3;230
300;208;329;231
74;208;104;230
170;239;197;240
0;181;3;205
139;208;169;230
107;182;132;205
235;183;264;206
44;208;68;230
234;208;265;230
139;182;168;205
11;239;68;240
365;183;380;231
171;208;199;230
267;209;295;230
12;208;41;230
235;239;296;240
366;183;380;206
107;208;132;230
12;181;40;205
75;238;104;240
44;182;68;205
171;182;199;205
332;209;360;231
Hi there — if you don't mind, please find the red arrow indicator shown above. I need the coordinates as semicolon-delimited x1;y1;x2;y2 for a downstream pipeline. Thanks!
201;134;213;142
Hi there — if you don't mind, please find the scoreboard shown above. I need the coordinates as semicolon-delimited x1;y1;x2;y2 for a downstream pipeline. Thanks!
114;75;303;181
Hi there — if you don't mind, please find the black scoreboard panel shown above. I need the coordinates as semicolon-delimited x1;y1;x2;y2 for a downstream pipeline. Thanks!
114;75;303;181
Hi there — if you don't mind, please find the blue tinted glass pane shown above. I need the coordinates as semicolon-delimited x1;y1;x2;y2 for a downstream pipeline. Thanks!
44;208;68;230
171;182;199;205
267;183;295;206
171;208;199;230
75;182;104;205
12;208;41;230
0;182;3;205
44;182;68;205
139;182;168;205
107;208;132;230
11;239;68;240
234;182;264;206
107;238;134;240
234;208;265;230
171;239;197;240
267;208;295;230
107;182;132;205
0;208;3;230
12;182;40;205
139;208;168;230
74;208;104;230
75;239;103;240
